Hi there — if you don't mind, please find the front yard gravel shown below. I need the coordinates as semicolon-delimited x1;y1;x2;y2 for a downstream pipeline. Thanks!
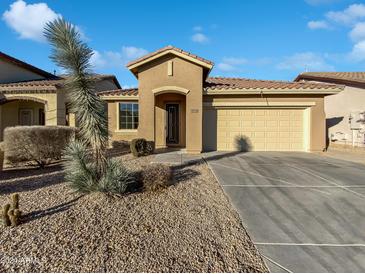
0;154;267;272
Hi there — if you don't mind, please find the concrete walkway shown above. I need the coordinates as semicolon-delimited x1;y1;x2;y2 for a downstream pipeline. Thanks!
207;152;365;272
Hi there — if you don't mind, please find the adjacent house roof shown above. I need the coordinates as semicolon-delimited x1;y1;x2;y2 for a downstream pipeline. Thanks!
0;74;121;93
127;46;214;79
0;51;59;80
295;72;365;88
204;77;343;94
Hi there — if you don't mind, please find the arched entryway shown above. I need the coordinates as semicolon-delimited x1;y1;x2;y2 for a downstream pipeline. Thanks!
153;87;188;149
0;96;47;140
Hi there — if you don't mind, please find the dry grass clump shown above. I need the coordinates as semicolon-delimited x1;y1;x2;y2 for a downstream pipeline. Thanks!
141;164;172;192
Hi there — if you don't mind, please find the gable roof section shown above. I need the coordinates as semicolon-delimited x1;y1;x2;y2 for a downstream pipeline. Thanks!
204;77;343;94
295;72;365;88
127;46;214;78
0;51;59;80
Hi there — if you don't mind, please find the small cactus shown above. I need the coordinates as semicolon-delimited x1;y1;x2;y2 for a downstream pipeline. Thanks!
8;209;21;227
11;193;19;210
2;204;11;227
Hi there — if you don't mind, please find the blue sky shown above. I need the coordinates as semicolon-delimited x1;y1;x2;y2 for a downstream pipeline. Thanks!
1;0;365;88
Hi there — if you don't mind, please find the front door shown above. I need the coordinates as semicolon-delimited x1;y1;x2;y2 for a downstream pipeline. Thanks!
19;109;33;126
166;104;179;144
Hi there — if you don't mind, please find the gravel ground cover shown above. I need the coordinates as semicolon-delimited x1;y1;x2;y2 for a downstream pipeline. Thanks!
0;154;267;272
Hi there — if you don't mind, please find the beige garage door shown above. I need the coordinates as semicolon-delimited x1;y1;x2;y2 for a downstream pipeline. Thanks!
217;108;305;151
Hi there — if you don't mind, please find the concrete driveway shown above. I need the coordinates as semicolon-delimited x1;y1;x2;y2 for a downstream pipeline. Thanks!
206;152;365;272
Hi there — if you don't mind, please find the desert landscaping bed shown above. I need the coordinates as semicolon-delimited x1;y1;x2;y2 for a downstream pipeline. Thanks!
0;154;267;272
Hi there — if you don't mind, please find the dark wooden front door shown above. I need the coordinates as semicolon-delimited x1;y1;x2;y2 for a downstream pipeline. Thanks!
166;104;179;144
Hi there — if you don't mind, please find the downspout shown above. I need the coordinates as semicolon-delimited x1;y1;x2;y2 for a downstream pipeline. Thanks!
260;90;270;106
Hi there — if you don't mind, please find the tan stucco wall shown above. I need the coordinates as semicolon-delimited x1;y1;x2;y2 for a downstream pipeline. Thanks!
137;55;203;153
0;59;46;84
324;86;365;147
107;101;138;142
203;94;326;152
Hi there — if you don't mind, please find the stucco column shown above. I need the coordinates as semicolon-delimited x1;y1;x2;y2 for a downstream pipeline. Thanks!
186;91;202;153
310;98;326;151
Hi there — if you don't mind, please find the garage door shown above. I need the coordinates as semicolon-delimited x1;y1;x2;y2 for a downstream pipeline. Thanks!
217;108;305;151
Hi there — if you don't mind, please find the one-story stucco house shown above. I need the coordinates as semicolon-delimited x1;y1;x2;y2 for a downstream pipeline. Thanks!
295;72;365;148
0;51;121;140
99;46;343;153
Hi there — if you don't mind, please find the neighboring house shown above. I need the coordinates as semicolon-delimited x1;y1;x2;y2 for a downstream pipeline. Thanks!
295;72;365;148
99;46;343;153
0;51;121;140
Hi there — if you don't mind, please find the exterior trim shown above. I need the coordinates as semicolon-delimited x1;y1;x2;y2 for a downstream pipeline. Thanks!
127;49;213;71
203;101;316;108
100;95;139;101
152;86;190;96
2;95;48;105
204;89;342;95
116;101;139;132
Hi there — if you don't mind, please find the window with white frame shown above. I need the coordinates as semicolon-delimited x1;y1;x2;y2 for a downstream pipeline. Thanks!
119;102;139;130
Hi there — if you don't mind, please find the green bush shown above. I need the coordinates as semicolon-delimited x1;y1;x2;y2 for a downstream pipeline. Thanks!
130;138;154;157
64;141;134;194
3;126;76;167
141;164;172;192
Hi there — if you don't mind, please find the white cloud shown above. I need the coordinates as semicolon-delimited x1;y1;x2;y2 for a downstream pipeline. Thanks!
277;52;334;71
308;20;330;30
349;40;365;62
2;0;61;42
193;26;203;32
191;33;209;43
217;57;247;72
217;63;236;72
349;22;365;42
326;4;365;25
222;57;247;65
90;46;148;69
121;46;148;59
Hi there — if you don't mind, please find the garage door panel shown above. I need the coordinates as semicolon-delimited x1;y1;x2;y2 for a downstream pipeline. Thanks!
217;108;305;151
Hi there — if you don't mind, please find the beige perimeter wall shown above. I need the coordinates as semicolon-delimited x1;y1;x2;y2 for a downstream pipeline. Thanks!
325;86;365;147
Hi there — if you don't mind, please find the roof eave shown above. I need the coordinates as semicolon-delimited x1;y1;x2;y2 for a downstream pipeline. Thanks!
100;95;139;101
204;88;343;95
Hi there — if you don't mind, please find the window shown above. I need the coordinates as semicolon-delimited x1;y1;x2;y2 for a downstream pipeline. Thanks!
119;102;138;130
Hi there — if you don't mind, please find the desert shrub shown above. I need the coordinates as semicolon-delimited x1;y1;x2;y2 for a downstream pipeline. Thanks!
141;164;172;192
130;138;154;157
65;141;134;194
3;126;76;167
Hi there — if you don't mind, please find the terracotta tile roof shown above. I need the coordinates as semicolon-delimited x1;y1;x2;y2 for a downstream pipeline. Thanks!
98;88;138;97
126;45;214;68
0;79;60;92
295;72;365;87
204;77;342;91
0;74;121;92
